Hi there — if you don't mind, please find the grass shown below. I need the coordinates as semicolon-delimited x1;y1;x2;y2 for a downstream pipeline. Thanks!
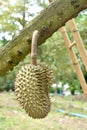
0;92;87;130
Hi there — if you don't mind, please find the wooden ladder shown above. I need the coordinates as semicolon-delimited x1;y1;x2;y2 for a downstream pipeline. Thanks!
59;19;87;97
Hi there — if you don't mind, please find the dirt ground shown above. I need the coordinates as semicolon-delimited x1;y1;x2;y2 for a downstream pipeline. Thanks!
0;92;87;130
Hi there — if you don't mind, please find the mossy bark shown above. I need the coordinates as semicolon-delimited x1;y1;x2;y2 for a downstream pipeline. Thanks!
0;0;87;76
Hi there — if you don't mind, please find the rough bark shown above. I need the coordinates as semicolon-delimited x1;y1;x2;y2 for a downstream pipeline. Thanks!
0;0;87;76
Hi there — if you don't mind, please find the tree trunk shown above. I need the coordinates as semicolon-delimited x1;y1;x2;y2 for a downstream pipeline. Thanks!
0;0;87;76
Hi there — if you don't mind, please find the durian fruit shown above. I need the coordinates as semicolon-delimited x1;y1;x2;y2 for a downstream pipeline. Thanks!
39;63;53;93
14;30;53;119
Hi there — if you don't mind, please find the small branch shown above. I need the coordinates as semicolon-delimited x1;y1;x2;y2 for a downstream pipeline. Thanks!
31;30;40;65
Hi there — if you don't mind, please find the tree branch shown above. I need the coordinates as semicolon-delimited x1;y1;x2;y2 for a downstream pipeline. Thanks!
0;0;87;76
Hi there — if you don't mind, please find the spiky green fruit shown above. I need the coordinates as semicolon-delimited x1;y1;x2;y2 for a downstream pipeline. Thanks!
15;63;53;119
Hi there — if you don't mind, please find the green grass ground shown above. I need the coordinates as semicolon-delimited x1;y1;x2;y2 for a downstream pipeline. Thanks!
0;92;87;130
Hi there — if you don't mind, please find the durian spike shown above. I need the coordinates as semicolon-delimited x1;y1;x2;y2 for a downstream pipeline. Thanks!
31;30;40;65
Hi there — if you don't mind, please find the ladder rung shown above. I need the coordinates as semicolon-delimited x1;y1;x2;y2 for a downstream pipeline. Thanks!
69;41;76;49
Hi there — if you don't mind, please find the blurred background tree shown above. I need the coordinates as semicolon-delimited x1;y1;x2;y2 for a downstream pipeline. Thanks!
0;0;87;95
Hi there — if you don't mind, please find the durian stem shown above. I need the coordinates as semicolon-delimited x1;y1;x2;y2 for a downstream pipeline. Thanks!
31;30;40;65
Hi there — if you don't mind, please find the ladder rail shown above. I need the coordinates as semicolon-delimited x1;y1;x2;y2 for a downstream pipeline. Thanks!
60;27;87;97
68;19;87;71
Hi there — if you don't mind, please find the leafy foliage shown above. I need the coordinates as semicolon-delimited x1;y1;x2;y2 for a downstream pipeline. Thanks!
0;0;35;41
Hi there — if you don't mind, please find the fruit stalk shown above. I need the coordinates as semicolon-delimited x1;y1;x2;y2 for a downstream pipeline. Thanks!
31;30;40;66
